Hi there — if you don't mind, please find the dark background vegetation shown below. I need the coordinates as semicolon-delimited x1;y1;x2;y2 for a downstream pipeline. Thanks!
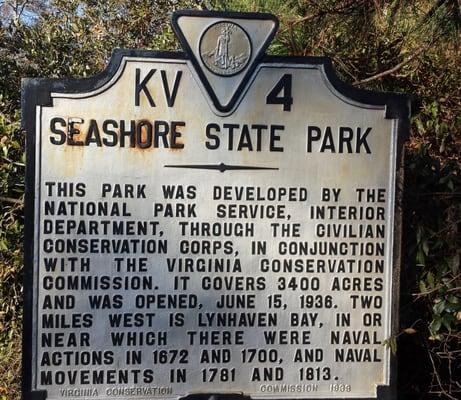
0;0;460;399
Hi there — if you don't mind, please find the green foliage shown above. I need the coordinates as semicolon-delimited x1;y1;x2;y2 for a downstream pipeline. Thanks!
0;74;25;400
0;0;460;399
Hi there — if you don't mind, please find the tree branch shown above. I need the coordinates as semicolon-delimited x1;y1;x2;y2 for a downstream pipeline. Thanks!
413;273;461;299
17;0;29;21
426;340;458;400
353;42;431;85
0;196;23;205
279;0;360;34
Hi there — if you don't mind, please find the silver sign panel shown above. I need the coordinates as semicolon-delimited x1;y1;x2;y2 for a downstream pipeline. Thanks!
23;10;409;400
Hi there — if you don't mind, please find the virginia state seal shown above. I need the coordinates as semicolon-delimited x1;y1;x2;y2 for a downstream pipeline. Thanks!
199;21;252;76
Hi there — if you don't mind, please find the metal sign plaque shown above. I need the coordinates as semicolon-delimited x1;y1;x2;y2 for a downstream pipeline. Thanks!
22;10;410;400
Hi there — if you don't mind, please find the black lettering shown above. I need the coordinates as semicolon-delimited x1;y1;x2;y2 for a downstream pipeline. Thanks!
270;125;284;152
120;120;136;147
307;126;321;152
205;123;220;149
161;70;182;107
136;120;152;148
356;127;372;153
135;68;156;107
84;119;102;146
171;121;185;149
102;120;118;146
154;120;169;147
50;117;66;145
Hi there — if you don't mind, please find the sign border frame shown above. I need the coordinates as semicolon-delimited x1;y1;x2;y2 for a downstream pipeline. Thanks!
22;28;410;400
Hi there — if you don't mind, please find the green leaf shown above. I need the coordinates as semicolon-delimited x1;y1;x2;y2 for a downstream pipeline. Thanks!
419;280;427;293
383;336;397;355
430;318;442;334
0;240;8;252
422;240;429;256
416;248;426;266
427;271;435;288
433;300;446;315
415;119;425;133
441;314;456;331
447;295;459;304
444;301;460;313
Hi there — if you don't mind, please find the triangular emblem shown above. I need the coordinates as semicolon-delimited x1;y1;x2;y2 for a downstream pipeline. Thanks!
172;10;278;114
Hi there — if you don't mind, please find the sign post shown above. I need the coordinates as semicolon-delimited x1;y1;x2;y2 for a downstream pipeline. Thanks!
22;10;410;400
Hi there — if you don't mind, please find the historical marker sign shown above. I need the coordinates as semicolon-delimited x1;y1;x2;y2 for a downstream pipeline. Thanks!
22;10;410;400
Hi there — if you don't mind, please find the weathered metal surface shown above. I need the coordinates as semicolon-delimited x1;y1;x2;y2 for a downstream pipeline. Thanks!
22;10;409;400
